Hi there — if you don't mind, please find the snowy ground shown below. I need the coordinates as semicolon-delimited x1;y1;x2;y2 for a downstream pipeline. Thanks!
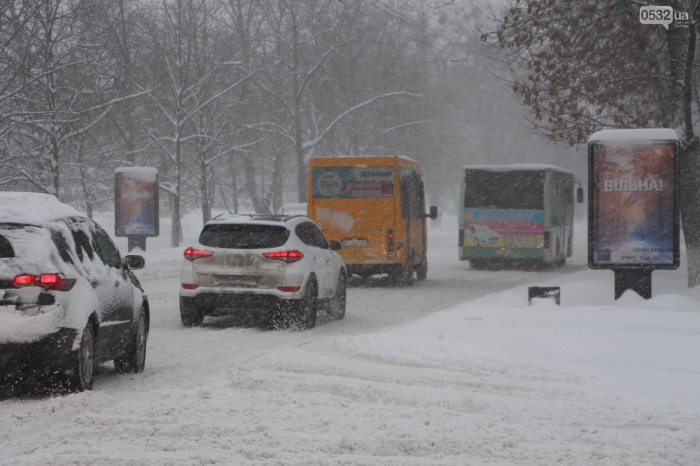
1;214;699;465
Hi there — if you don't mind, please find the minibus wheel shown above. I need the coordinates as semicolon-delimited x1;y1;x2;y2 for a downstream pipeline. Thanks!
416;262;427;281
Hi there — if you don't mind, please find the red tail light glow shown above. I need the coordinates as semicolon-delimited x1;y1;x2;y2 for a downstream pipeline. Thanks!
387;229;394;253
12;274;37;287
263;250;303;263
182;283;199;290
39;273;68;290
184;247;214;261
278;286;301;292
12;273;69;290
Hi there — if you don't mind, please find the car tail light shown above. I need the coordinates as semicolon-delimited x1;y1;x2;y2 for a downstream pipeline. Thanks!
278;286;301;292
458;229;464;246
387;230;394;253
263;250;304;263
184;247;214;261
12;274;37;288
182;283;199;290
12;273;70;290
543;232;550;249
39;273;69;290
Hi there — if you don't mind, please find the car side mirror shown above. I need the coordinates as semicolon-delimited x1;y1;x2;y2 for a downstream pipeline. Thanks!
329;240;343;251
126;255;145;270
576;187;584;203
426;206;438;220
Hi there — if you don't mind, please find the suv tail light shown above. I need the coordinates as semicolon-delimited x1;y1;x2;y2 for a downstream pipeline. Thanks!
263;250;303;263
12;273;71;291
387;230;394;253
543;232;550;249
184;247;214;261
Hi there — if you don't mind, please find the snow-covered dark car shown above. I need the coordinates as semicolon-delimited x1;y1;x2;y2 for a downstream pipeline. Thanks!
0;192;149;392
180;214;347;329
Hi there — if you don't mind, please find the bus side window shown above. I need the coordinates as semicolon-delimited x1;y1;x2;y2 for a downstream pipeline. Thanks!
401;169;423;219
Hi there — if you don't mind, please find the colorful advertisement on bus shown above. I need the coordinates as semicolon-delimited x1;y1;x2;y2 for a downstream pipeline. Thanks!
312;167;395;198
115;167;159;237
589;142;678;268
463;209;544;248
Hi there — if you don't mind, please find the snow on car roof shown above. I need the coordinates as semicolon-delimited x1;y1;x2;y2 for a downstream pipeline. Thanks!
588;128;679;143
0;192;84;225
207;213;308;225
313;154;419;163
461;163;573;174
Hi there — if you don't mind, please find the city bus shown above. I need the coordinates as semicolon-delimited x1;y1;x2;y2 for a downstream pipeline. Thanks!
459;164;583;268
308;156;437;285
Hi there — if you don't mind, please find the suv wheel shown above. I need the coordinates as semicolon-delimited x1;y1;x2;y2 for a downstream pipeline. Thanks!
115;311;148;374
181;298;204;327
67;324;95;392
297;279;317;329
329;272;346;320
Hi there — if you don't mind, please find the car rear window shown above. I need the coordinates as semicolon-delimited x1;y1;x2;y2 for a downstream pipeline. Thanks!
199;224;290;249
0;234;14;258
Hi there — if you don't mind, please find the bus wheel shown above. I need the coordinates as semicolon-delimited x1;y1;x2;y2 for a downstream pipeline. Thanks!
416;262;427;281
390;264;414;286
470;259;487;270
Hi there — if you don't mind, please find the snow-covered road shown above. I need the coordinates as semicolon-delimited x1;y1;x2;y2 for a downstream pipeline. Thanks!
1;218;699;465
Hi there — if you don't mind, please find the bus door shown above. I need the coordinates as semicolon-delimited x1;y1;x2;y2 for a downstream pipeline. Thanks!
400;167;426;266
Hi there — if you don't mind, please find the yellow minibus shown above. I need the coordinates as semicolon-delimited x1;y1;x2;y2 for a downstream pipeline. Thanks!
307;156;437;285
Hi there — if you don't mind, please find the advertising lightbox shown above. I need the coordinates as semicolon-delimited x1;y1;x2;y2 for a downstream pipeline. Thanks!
463;209;544;248
312;167;395;198
588;129;679;270
115;167;159;237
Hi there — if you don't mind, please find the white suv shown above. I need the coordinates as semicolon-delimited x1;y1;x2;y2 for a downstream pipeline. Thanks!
180;214;346;329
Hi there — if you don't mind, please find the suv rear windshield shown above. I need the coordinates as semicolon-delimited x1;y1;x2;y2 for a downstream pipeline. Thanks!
199;224;290;249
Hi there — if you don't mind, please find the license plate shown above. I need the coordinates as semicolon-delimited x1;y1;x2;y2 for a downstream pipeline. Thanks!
504;235;538;248
216;275;259;287
341;238;369;247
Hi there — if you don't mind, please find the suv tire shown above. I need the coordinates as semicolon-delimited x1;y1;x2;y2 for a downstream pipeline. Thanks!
329;272;346;320
180;298;204;327
297;279;317;329
115;310;148;374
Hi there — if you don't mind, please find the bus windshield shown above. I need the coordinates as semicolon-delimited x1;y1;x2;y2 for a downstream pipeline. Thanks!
464;170;544;210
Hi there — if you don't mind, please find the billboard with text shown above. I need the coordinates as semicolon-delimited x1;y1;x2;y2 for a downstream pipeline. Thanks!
589;133;678;269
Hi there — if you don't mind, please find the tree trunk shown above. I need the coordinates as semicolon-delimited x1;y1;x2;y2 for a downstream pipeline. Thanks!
171;139;182;247
680;18;700;288
241;153;270;213
200;153;211;224
679;140;700;287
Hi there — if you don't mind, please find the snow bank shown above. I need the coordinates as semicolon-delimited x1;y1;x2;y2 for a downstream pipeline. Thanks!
341;276;700;413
